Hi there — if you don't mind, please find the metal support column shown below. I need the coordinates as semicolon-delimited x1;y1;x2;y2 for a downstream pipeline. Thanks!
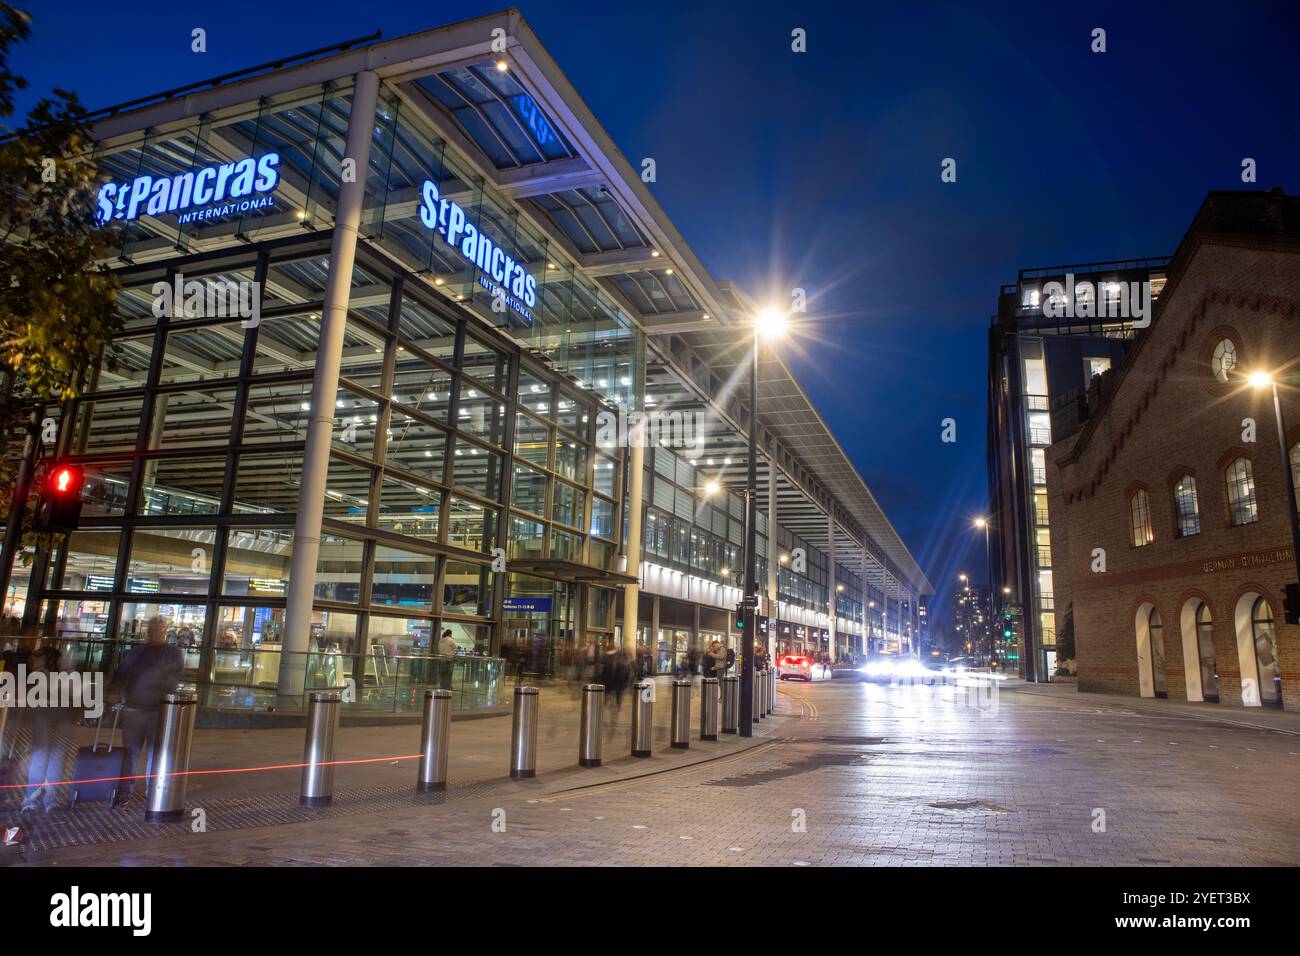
826;509;837;663
279;69;381;696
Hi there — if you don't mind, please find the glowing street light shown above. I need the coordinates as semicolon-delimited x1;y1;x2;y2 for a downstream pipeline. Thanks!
740;306;790;734
1249;369;1300;604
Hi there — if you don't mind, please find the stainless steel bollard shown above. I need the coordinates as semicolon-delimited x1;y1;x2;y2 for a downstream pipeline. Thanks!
631;678;654;757
510;686;540;778
767;665;776;714
300;690;341;806
754;670;764;722
722;675;739;734
417;688;452;792
145;691;197;822
579;683;604;767
670;679;691;749
700;677;720;741
763;669;773;716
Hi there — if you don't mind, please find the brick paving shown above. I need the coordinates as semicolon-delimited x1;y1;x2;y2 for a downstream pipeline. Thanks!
6;678;1300;866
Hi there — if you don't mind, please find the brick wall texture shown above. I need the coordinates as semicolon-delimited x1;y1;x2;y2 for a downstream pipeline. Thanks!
1050;234;1300;711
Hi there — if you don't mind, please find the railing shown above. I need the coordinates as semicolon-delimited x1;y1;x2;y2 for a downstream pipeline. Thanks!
1039;592;1055;612
1025;394;1049;412
1035;507;1051;526
1031;467;1047;486
1028;427;1052;446
34;637;504;715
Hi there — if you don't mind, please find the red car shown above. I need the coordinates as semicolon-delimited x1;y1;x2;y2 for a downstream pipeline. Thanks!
777;655;812;681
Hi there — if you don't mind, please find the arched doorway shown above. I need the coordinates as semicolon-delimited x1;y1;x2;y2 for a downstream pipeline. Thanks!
1134;601;1165;698
1196;602;1219;702
1149;608;1167;698
1179;598;1218;703
1233;592;1283;707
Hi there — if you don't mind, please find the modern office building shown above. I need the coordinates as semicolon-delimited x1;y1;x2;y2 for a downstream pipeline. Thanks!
952;580;990;660
987;254;1168;681
1049;189;1300;710
0;9;928;708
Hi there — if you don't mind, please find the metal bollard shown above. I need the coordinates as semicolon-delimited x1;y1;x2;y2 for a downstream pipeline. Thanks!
417;688;452;792
145;691;197;822
579;683;604;767
767;665;776;714
300;690;341;806
722;675;739;734
763;669;773;716
670;679;692;749
510;686;540;778
754;670;764;722
631;678;654;757
700;677;720;741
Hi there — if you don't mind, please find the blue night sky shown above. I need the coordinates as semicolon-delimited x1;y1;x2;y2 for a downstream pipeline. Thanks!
11;1;1300;621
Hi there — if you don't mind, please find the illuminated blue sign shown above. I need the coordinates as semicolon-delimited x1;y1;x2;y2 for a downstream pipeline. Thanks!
95;153;281;226
511;93;559;151
419;179;537;323
503;596;552;613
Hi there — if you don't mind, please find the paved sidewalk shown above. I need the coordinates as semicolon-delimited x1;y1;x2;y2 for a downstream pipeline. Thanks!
0;674;787;858
1009;680;1300;735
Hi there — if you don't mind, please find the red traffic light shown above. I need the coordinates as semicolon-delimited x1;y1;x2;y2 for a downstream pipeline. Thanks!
46;464;84;496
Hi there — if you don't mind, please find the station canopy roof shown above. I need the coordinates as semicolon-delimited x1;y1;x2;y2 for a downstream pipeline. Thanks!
86;8;930;598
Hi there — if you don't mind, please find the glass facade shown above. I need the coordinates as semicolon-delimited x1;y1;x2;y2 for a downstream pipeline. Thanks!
24;230;629;703
0;41;920;706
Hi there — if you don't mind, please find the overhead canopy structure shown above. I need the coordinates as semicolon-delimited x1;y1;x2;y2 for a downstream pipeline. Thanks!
87;7;930;601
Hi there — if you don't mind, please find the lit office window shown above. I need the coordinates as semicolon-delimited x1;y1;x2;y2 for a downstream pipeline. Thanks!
1129;488;1154;546
1225;458;1258;526
1173;475;1200;536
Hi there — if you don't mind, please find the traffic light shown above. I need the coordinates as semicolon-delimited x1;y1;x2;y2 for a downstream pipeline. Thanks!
1003;627;1013;638
1284;583;1300;626
34;462;84;532
735;604;745;629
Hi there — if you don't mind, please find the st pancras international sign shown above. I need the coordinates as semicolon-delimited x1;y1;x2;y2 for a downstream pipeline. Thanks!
95;152;282;226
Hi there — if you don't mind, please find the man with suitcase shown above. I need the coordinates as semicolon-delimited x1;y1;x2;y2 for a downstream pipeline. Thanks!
106;617;182;809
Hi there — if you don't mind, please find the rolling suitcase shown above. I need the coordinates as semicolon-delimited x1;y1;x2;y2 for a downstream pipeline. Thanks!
69;704;125;806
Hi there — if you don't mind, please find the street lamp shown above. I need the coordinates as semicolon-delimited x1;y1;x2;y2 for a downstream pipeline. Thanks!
1249;371;1300;603
974;516;993;662
741;307;788;736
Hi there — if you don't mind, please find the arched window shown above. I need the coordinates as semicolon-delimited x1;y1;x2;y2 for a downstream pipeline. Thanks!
1251;597;1280;706
1225;458;1258;526
1290;441;1300;518
1173;476;1200;536
1129;488;1154;546
1195;602;1218;702
1211;338;1237;382
1149;607;1167;698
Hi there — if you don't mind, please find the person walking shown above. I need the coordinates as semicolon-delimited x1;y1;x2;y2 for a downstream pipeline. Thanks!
106;617;182;809
20;640;76;815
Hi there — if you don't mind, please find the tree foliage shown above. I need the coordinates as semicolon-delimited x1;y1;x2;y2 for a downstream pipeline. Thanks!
0;2;120;503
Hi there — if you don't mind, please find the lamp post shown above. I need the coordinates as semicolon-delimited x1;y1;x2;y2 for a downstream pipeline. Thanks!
1249;371;1300;595
741;309;787;736
974;517;993;662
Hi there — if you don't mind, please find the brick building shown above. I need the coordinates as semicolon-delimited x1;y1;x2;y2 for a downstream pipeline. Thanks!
1050;188;1300;710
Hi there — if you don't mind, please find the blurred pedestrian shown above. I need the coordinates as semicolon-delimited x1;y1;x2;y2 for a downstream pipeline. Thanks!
20;638;77;815
106;617;182;808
